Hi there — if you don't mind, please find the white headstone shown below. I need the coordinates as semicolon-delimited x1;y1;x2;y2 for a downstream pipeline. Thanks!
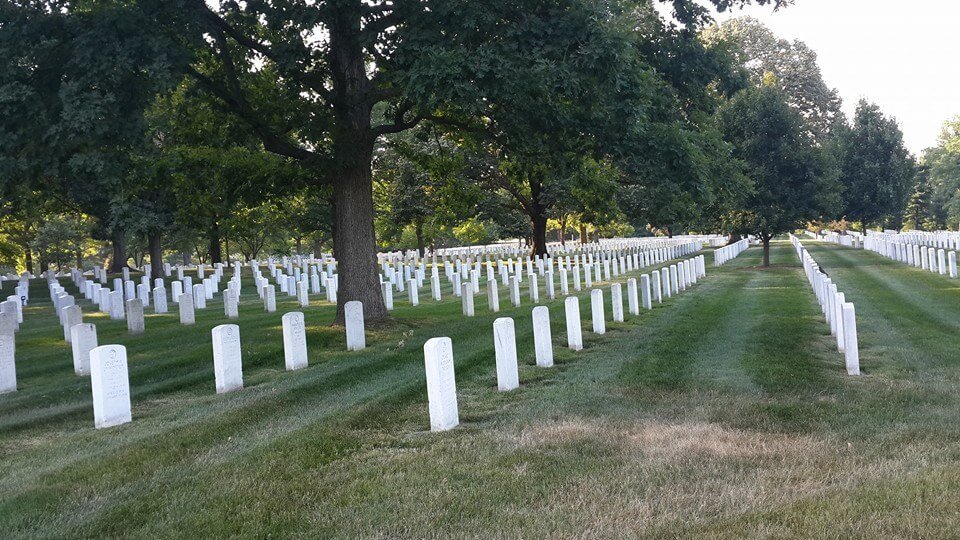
509;275;520;307
137;283;150;307
62;304;82;342
345;301;366;351
71;323;97;376
626;278;639;316
153;287;168;314
487;279;500;312
282;312;308;371
834;291;846;353
224;289;239;319
424;337;459;432
89;344;132;428
430;273;441;301
640;274;652;310
611;283;624;322
493;317;519;392
297;280;310;307
564;296;583;351
126;299;145;335
842;303;860;376
0;332;14;394
179;293;195;325
461;283;475;316
651;271;662;303
381;282;394;311
408;279;418;306
264;285;277;312
590;289;606;334
212;324;244;393
528;273;539;302
532;306;553;368
109;290;125;320
204;278;214;300
193;284;207;309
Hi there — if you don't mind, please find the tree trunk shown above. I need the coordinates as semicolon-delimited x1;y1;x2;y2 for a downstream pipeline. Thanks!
148;231;163;280
579;224;588;244
312;235;327;255
762;236;771;267
24;247;33;275
317;5;392;323
415;220;425;258
530;213;548;257
208;221;222;264
224;236;230;262
331;155;388;324
109;229;127;273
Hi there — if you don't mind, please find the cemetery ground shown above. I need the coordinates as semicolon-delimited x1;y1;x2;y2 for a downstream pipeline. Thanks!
3;242;960;537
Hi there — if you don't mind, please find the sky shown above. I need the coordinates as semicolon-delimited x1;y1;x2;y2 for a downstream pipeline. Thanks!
709;0;960;156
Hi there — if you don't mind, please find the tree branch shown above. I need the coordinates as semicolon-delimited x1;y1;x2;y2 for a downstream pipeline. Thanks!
500;178;531;213
372;101;420;136
186;65;323;168
194;0;332;100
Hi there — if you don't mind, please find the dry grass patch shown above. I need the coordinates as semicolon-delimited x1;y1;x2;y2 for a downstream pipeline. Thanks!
512;417;826;462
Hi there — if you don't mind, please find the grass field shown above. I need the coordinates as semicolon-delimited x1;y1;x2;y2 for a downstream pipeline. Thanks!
3;240;960;538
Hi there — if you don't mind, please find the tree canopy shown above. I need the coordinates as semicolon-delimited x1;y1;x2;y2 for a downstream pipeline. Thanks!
833;100;915;231
717;83;840;265
0;0;930;323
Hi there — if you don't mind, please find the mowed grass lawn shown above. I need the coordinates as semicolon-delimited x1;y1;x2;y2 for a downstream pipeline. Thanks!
3;240;960;537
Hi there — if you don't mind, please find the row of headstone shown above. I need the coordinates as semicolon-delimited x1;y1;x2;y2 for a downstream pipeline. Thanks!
76;273;170;324
20;236;712;429
818;231;862;248
382;239;705;314
866;229;960;251
864;234;959;279
407;234;722;265
424;254;709;432
3;276;30;308
375;236;708;291
713;238;750;266
790;235;860;375
87;305;352;429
